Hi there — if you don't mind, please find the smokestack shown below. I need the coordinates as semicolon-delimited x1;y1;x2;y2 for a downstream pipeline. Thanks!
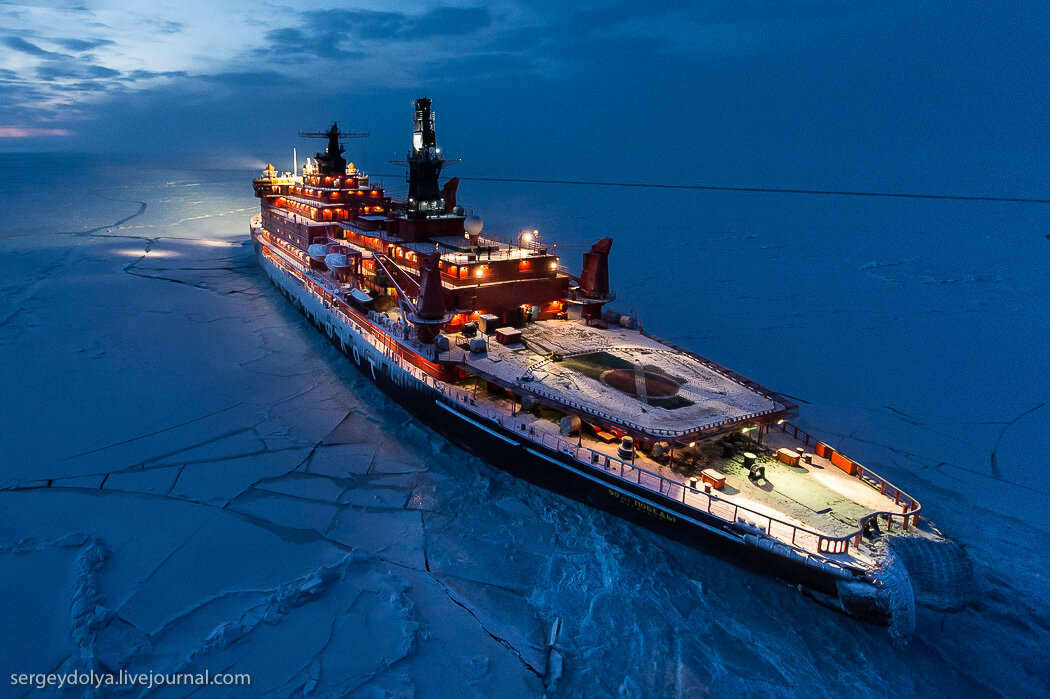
442;177;460;214
414;250;447;343
578;237;613;299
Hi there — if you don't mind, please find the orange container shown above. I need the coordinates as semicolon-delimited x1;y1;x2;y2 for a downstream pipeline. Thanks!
815;442;834;459
831;451;857;475
776;448;800;466
701;469;726;490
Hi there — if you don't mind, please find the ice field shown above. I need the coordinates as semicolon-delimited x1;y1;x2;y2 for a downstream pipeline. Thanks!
1;154;1048;697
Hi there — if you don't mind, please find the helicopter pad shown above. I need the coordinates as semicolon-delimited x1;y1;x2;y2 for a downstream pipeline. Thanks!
456;319;787;437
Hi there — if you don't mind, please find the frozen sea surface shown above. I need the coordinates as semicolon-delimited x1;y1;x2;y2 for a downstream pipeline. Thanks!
0;154;1048;697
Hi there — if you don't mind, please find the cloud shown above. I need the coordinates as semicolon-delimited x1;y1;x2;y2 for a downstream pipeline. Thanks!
34;60;120;81
260;5;492;59
304;9;408;40
53;37;114;52
259;17;373;61
0;126;72;138
198;70;298;87
123;69;189;80
65;80;112;92
2;0;1042;167
157;20;183;35
85;64;120;78
2;36;62;58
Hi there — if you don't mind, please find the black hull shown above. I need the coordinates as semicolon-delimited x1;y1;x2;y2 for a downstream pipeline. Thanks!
252;236;895;626
394;381;848;594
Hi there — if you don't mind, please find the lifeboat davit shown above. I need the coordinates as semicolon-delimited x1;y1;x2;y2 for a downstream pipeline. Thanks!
307;244;328;264
325;253;352;273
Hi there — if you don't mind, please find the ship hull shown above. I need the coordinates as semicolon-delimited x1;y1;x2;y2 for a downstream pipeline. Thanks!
252;231;893;624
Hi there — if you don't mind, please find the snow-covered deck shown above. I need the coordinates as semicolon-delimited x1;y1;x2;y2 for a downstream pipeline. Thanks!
456;319;786;438
498;401;905;545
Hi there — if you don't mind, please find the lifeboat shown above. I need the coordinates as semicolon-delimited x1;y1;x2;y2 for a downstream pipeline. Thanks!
349;288;373;305
325;253;352;273
307;244;328;264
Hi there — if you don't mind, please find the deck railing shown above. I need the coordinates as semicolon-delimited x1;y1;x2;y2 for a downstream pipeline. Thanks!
777;422;921;532
427;380;861;566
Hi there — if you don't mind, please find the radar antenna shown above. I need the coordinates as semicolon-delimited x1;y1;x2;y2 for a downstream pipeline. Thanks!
297;124;369;140
297;122;368;175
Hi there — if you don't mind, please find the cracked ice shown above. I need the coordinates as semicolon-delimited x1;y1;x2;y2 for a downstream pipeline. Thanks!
1;161;1049;698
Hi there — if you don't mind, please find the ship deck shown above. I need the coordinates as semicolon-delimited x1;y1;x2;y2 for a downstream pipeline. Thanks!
448;319;786;438
256;230;923;567
439;321;921;564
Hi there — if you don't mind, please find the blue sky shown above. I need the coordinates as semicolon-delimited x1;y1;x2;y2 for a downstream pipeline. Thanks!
1;1;1047;185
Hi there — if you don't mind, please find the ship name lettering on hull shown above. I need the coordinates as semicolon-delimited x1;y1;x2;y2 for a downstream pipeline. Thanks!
607;488;677;523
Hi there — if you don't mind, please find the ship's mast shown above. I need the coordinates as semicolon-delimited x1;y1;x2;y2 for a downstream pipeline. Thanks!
407;98;445;216
413;98;437;152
